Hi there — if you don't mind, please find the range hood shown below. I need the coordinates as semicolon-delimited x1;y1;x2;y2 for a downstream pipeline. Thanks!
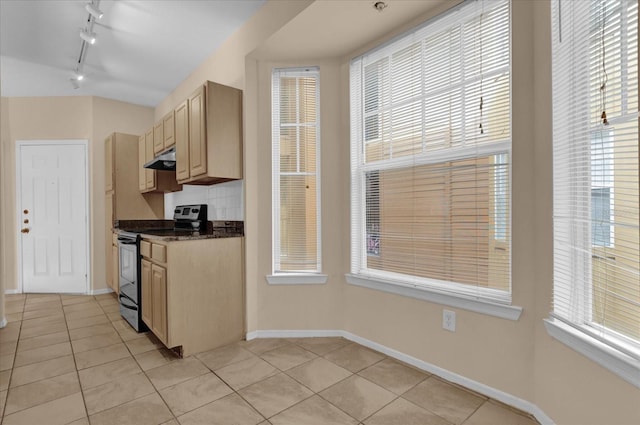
144;146;176;171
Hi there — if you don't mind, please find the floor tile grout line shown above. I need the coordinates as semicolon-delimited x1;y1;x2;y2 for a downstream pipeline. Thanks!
63;294;93;425
0;296;25;420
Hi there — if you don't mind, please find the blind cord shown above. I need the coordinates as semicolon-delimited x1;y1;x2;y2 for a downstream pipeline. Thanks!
600;1;609;125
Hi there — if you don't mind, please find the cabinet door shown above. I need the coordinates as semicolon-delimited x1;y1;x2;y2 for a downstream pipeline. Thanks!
145;129;156;190
141;259;153;328
188;86;207;178
175;100;190;182
105;192;114;291
153;121;164;155
105;134;114;192
151;264;168;344
111;242;119;292
163;111;175;150
138;135;146;192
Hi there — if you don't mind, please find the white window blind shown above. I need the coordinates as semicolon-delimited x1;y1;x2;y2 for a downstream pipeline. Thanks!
551;0;639;358
272;67;321;274
350;0;512;304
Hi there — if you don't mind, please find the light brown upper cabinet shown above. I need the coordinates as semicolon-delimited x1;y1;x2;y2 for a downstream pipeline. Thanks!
144;129;156;190
105;134;114;193
153;121;164;155
140;127;181;194
163;111;175;151
138;135;146;192
175;100;189;182
188;85;207;179
152;111;176;156
176;81;243;185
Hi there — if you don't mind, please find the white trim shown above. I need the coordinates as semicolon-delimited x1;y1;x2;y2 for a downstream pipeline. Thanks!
544;318;640;389
246;329;554;425
90;288;115;296
346;273;522;321
0;318;7;328
4;289;21;294
15;140;91;295
266;273;328;285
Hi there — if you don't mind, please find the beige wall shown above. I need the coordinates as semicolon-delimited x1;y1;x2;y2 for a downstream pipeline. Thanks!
0;96;153;295
252;58;346;332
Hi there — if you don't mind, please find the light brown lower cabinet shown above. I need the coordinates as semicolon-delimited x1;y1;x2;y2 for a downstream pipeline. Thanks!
111;235;119;293
140;237;244;356
141;259;153;334
151;263;168;344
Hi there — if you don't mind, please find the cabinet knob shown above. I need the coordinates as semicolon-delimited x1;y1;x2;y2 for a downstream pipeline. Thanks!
23;219;29;224
21;228;30;234
23;209;29;214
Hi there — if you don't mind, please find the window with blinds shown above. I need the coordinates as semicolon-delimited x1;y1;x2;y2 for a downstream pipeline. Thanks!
350;0;512;303
551;0;639;358
272;67;321;274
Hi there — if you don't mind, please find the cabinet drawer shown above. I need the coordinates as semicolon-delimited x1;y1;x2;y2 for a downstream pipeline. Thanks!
140;240;151;258
151;243;167;263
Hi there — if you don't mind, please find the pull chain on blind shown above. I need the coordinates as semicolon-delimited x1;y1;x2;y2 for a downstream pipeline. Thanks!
350;0;512;303
272;67;321;273
552;0;640;356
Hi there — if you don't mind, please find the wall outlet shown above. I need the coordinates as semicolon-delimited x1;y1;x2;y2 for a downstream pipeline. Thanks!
443;309;456;332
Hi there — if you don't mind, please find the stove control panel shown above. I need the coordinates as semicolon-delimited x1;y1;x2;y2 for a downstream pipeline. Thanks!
173;204;207;221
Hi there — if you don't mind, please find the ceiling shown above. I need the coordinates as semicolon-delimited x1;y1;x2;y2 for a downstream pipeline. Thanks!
0;0;265;107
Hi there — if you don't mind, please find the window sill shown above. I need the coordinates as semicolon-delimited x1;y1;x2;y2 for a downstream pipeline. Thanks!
543;318;640;389
266;273;328;285
345;273;522;320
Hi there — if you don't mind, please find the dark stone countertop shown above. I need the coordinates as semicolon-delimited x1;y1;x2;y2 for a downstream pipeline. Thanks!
114;220;244;242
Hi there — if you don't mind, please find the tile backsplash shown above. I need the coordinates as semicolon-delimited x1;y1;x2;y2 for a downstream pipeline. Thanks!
164;180;244;221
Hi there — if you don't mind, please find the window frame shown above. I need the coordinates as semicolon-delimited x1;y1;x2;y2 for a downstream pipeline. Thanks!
269;67;326;284
547;0;640;388
348;0;520;319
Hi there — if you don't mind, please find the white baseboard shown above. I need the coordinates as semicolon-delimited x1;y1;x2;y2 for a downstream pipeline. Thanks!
90;288;114;295
247;329;555;425
4;289;21;294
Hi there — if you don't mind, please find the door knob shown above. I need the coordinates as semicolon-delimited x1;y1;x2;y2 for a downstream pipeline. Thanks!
21;228;29;234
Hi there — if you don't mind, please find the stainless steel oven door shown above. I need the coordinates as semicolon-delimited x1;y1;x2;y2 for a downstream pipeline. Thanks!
118;238;138;304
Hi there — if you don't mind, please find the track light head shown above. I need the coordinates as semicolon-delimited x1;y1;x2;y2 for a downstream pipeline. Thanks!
70;78;80;90
79;29;96;44
85;3;103;19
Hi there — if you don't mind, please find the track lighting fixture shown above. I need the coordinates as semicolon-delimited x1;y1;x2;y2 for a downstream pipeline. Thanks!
70;0;103;91
79;29;96;44
85;3;104;20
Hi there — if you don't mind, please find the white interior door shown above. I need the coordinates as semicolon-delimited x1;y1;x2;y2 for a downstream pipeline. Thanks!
18;141;89;293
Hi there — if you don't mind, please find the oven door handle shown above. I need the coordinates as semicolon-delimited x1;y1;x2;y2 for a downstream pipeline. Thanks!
119;294;138;311
117;239;137;245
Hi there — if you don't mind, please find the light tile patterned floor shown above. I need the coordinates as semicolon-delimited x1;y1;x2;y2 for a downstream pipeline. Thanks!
0;293;540;425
